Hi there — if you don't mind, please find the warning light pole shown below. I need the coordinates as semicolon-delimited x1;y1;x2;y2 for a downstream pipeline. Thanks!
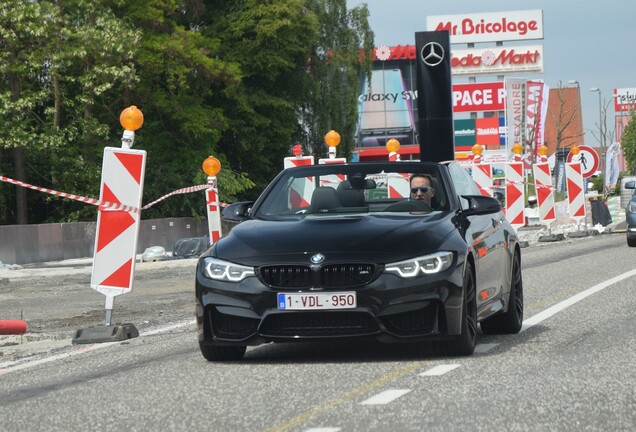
203;156;222;245
73;106;147;344
386;138;401;161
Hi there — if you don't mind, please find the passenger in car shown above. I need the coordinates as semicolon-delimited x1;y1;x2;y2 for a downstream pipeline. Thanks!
409;173;436;206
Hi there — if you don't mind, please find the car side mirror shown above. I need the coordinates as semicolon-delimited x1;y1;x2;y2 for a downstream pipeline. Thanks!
625;181;636;190
222;201;253;222
461;195;502;216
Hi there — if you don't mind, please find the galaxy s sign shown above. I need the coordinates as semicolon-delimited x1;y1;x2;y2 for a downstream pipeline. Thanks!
427;10;544;44
359;81;505;113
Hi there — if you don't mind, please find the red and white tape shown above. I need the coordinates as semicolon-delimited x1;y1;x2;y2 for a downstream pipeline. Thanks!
1;175;228;212
0;175;138;212
141;184;212;210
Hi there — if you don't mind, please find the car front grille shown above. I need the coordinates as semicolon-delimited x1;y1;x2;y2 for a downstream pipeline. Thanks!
259;311;379;337
258;263;376;289
259;265;312;288
320;264;375;287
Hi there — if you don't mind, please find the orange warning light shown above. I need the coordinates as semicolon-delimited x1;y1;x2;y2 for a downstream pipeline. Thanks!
119;106;144;131
325;130;341;147
386;138;400;153
202;156;221;177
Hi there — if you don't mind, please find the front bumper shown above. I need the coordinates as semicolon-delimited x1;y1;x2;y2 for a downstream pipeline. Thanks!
195;261;466;347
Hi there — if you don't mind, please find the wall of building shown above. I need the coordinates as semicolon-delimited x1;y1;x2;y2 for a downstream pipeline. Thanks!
545;87;586;157
0;217;215;265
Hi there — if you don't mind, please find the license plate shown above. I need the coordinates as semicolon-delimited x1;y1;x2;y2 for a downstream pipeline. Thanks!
277;292;357;310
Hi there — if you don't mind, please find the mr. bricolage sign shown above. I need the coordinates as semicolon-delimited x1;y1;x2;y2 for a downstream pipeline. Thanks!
426;10;544;44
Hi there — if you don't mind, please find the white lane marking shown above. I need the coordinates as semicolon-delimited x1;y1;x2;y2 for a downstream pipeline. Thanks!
304;428;341;432
0;319;195;375
359;389;411;405
419;364;460;376
474;343;499;354
520;268;636;332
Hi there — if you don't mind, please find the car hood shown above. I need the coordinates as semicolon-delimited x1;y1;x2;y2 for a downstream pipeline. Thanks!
214;213;457;265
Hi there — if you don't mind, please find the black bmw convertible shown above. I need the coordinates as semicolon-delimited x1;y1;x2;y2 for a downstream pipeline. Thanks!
195;160;523;361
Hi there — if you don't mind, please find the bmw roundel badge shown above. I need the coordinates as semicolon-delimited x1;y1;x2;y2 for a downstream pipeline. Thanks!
310;253;325;264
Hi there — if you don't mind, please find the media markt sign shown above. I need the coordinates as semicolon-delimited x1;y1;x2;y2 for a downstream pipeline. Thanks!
450;45;544;76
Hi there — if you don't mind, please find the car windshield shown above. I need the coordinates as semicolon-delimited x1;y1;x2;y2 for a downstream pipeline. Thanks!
253;162;449;220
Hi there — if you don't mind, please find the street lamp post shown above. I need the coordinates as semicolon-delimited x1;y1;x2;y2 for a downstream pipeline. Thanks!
567;80;583;147
589;87;604;172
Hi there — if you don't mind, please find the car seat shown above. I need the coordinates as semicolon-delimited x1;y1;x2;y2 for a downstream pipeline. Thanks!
310;187;342;213
336;181;365;207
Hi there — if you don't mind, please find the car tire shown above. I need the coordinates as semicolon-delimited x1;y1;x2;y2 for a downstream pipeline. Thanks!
627;237;636;247
481;251;523;335
441;262;477;356
199;342;246;361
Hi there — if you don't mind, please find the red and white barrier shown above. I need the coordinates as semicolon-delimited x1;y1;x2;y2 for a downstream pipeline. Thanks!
471;163;493;197
205;177;222;245
505;161;525;229
284;155;314;169
284;156;315;208
566;162;586;222
532;162;556;224
91;147;146;311
388;173;410;198
318;157;346;189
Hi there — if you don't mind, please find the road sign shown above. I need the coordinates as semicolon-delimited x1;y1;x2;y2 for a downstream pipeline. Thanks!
566;145;599;178
91;147;146;296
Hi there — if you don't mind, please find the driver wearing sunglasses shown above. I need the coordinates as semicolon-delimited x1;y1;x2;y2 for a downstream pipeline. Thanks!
409;173;435;206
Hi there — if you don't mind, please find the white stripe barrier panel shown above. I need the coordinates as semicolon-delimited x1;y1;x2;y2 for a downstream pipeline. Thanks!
471;162;493;197
205;177;222;245
317;157;346;188
532;162;556;224
284;156;315;209
90;147;146;315
388;173;410;198
566;162;586;222
505;161;525;230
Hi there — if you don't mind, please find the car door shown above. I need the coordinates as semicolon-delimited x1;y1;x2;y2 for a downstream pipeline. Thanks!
446;163;507;310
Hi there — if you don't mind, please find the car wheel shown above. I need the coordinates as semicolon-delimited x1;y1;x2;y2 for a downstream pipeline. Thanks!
481;251;523;334
627;236;636;247
199;342;246;361
441;262;477;356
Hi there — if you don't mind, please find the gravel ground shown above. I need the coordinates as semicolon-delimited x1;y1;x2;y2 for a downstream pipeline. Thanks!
0;257;198;363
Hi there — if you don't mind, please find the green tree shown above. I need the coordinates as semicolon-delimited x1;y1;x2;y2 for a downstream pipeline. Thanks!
0;0;373;224
115;0;256;217
620;112;636;174
301;0;374;160
0;1;54;224
0;0;141;224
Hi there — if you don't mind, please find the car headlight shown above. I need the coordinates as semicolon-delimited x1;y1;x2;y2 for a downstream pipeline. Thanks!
203;257;254;282
385;251;453;278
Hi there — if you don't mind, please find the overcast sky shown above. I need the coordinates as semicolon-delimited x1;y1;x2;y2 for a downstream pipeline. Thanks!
347;0;635;146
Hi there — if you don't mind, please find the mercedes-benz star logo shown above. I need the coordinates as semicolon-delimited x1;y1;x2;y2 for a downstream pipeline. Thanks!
310;253;325;264
420;42;445;67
